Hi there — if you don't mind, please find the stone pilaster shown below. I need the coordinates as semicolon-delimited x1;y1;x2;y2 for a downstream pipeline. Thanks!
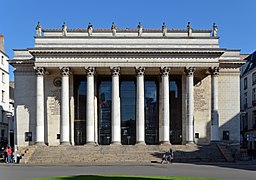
111;67;121;145
60;67;71;145
136;67;145;145
86;67;95;144
35;67;46;145
185;67;195;144
161;67;170;144
210;67;220;141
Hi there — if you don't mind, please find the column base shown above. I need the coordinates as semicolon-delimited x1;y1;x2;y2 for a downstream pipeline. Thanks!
60;142;71;146
186;141;195;145
35;142;46;146
85;141;96;146
111;141;121;145
136;141;146;145
160;141;171;145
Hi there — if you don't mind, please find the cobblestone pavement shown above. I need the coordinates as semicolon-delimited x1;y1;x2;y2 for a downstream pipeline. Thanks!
0;161;255;180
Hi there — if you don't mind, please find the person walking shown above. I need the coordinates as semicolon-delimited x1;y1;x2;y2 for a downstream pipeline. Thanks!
7;146;12;163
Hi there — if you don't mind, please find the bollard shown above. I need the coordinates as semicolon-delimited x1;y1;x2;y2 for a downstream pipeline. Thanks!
14;145;17;163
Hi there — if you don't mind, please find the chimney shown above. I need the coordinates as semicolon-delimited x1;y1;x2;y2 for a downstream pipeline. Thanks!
0;34;5;52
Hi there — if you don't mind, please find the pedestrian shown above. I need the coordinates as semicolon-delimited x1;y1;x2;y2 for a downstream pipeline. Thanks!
161;148;174;164
7;146;12;163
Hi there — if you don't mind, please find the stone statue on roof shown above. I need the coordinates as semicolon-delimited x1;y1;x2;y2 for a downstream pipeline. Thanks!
137;22;143;36
162;22;167;37
212;23;218;37
87;22;93;36
111;22;117;36
187;22;192;37
36;21;42;37
62;22;67;36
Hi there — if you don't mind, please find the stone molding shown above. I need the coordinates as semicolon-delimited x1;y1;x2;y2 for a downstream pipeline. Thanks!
60;67;71;76
86;67;95;76
136;67;145;76
35;67;46;76
111;67;120;76
160;67;170;76
185;67;195;76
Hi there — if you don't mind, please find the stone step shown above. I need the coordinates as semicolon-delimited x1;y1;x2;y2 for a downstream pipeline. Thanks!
20;143;226;164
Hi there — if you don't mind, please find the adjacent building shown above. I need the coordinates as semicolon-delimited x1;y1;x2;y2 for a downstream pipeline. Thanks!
240;51;256;152
0;34;11;147
10;22;243;147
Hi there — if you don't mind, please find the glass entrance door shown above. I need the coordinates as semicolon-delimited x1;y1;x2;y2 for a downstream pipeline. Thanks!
74;76;86;145
98;80;112;145
145;80;158;145
170;77;182;144
120;80;136;145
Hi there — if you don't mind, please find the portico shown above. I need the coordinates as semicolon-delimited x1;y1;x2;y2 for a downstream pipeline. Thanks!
11;22;243;147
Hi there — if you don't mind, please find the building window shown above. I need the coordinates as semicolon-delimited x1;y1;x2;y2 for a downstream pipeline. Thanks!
253;88;256;106
253;111;256;129
1;56;3;65
1;90;4;102
2;73;4;83
244;92;247;108
1;129;4;137
244;77;248;90
223;131;230;140
253;72;256;85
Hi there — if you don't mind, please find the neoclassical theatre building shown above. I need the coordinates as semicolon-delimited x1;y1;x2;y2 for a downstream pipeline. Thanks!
11;22;243;147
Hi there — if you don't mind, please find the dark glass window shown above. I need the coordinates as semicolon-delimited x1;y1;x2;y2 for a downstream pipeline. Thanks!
74;76;86;145
145;80;158;145
170;77;182;144
121;80;136;145
98;80;112;145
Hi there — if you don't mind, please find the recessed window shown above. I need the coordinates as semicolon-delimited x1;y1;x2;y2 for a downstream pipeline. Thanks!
244;92;247;108
252;72;256;85
1;90;4;102
244;77;248;90
223;131;229;140
2;72;4;83
1;56;3;65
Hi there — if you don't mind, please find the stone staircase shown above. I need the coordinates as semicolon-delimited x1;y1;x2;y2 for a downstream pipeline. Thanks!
18;143;226;165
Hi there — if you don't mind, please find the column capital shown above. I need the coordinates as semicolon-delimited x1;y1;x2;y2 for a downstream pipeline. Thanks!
60;67;71;76
185;67;195;76
34;67;46;76
161;67;170;76
209;67;220;76
111;67;120;76
136;67;145;76
86;67;95;76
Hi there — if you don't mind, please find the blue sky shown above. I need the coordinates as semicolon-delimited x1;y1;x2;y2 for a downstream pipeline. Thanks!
1;0;255;80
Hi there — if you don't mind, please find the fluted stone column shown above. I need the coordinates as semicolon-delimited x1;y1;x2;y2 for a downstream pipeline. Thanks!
185;67;195;144
35;67;46;145
136;67;145;145
161;67;171;144
86;67;95;144
60;67;71;145
210;67;220;141
111;67;121;144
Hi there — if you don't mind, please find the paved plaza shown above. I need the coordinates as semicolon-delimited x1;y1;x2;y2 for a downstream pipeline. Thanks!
0;161;256;180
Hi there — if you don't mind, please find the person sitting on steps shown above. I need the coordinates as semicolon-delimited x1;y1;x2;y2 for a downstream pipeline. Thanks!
161;148;174;164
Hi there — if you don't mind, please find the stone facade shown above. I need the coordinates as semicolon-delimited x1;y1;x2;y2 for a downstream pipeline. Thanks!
10;23;243;147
